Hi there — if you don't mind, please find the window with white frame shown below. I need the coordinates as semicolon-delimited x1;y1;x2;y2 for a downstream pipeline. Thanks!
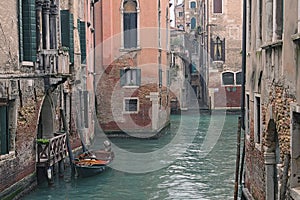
236;71;242;85
222;72;234;85
120;68;141;87
213;0;222;13
254;95;261;144
124;98;139;113
221;71;242;86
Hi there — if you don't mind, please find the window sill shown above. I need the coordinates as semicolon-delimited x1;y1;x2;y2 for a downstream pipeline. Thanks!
0;151;15;162
119;47;141;52
122;85;139;89
261;40;283;49
291;187;300;199
123;111;139;114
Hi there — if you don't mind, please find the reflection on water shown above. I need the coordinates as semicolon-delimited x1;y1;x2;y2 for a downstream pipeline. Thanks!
22;114;239;200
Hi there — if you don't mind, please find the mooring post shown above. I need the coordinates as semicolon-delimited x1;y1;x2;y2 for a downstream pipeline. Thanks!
234;117;241;200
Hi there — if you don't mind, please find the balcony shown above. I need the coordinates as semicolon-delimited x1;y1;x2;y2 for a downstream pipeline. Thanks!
36;133;67;167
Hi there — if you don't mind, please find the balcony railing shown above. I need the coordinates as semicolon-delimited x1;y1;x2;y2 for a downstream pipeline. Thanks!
36;133;67;167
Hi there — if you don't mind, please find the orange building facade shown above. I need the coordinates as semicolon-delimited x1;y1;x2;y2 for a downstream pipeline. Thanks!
94;0;172;136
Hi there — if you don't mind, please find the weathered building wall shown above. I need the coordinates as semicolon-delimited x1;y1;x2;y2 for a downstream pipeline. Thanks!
0;0;93;199
243;0;300;199
96;0;171;135
207;0;242;110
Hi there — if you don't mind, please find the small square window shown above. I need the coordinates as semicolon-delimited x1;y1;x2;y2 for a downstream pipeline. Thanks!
124;98;139;113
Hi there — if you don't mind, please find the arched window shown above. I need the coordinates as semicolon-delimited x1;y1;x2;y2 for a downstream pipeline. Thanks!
235;71;242;85
222;72;234;85
190;1;196;8
191;17;196;30
123;0;138;49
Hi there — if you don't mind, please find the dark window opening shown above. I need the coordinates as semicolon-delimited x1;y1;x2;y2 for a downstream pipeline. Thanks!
123;0;137;49
125;99;138;112
213;0;222;13
222;72;234;85
236;72;242;85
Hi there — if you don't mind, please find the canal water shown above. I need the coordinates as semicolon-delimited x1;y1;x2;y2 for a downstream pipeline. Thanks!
22;113;240;200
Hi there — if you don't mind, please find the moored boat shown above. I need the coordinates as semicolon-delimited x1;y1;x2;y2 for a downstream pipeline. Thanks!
74;141;114;178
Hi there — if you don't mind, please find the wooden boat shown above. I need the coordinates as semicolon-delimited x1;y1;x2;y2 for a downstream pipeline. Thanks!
74;150;114;178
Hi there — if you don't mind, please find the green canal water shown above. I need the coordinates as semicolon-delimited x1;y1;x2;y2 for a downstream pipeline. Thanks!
22;113;240;200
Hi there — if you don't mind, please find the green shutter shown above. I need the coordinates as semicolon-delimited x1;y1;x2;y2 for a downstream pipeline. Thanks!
120;69;126;86
80;21;86;64
136;68;141;86
61;10;74;63
22;0;37;62
0;106;8;155
18;0;23;62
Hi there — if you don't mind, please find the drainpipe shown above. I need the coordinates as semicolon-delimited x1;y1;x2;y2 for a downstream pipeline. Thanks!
239;0;247;197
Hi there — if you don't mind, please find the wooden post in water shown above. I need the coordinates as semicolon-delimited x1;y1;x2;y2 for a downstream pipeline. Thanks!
234;117;241;200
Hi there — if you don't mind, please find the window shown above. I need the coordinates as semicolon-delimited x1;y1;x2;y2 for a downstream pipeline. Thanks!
236;71;242;85
19;0;37;62
79;21;86;64
190;1;196;8
0;105;9;155
211;36;225;61
124;98;139;113
254;95;261;144
120;68;141;86
123;0;138;49
191;17;196;30
178;12;183;17
246;93;250;134
222;72;234;85
213;0;222;13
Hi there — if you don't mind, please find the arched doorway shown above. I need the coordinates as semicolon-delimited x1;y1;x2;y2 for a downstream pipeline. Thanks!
37;95;54;139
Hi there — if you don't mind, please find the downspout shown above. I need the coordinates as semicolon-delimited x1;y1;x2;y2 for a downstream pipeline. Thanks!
239;0;247;196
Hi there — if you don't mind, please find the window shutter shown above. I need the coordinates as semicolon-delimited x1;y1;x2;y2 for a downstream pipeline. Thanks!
0;106;8;155
159;68;162;87
120;69;126;86
79;21;86;64
83;91;89;128
167;69;170;86
61;10;74;63
222;38;225;62
210;38;214;60
18;0;23;62
22;0;37;62
136;68;141;86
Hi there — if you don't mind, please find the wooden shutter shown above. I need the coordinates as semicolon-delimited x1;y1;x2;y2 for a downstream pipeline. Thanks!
221;38;225;62
79;21;87;64
22;0;37;62
61;10;74;63
0;106;8;155
83;91;89;128
120;69;126;86
136;68;141;86
159;68;162;87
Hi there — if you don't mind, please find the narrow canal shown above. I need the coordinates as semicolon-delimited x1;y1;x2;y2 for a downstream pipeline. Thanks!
22;113;240;200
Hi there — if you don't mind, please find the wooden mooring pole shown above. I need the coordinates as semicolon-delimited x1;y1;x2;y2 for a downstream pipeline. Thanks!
234;117;242;200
